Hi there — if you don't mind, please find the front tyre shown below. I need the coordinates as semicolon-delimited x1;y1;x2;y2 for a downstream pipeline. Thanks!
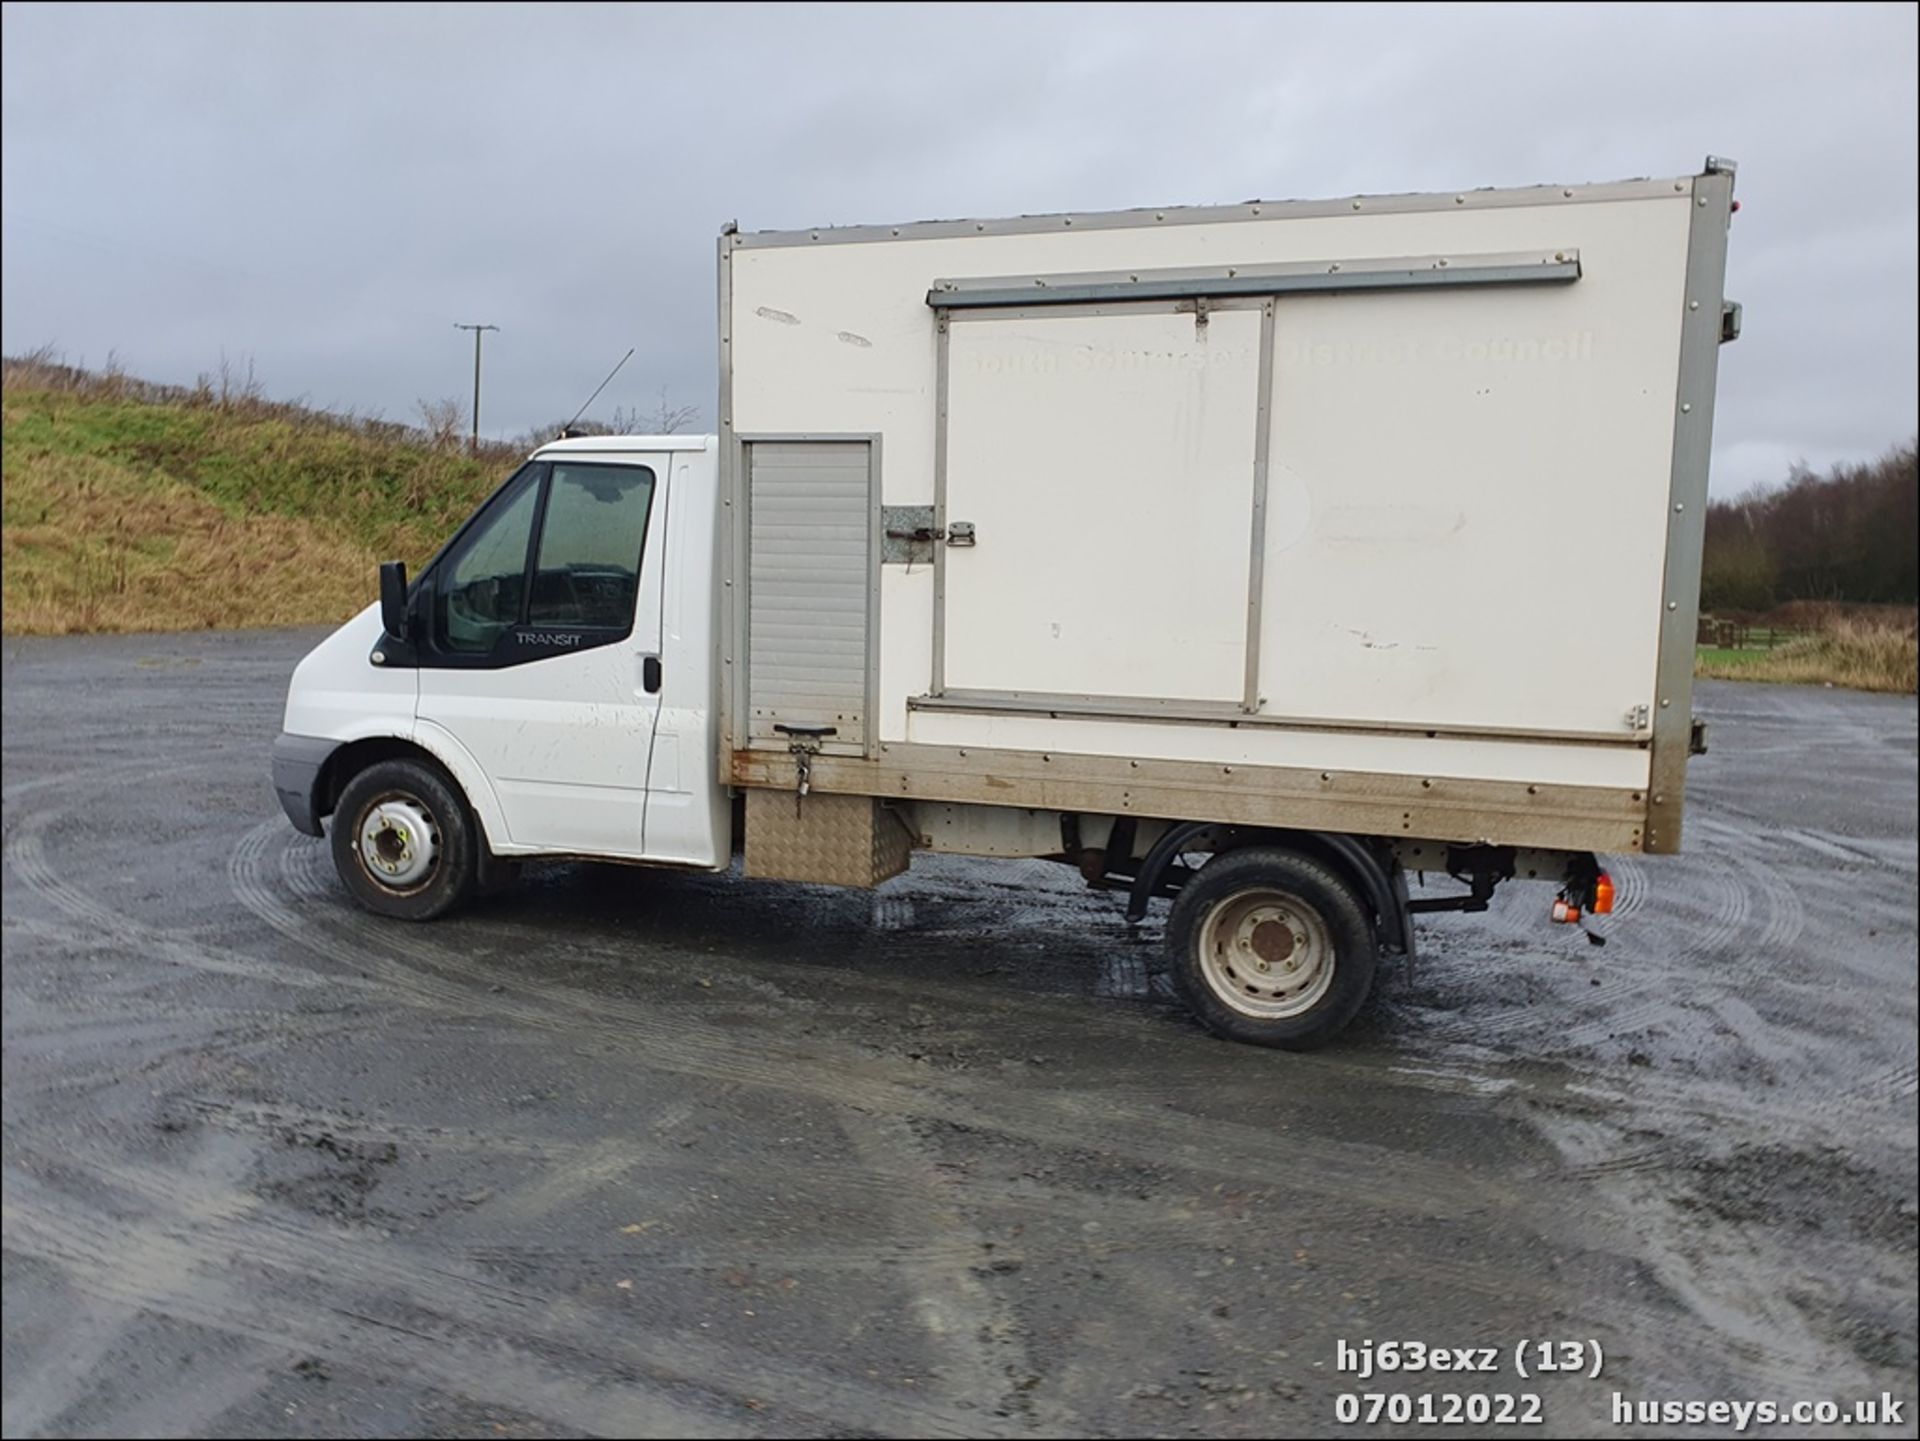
1167;847;1376;1049
330;758;477;921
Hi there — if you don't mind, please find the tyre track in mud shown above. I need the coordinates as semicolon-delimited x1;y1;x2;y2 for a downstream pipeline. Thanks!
7;1143;1019;1440
1547;844;1810;1054
5;762;1243;1216
1538;1117;1890;1399
1401;817;1896;1151
275;831;1560;1113
2;778;1616;1324
173;1094;1589;1314
232;820;1535;1223
2;805;386;1102
6;802;379;1001
1418;851;1754;1050
276;805;1858;1159
220;813;1920;1343
219;821;1824;1388
835;1108;1060;1427
1425;809;1815;1033
220;814;1743;1369
2;1167;752;1439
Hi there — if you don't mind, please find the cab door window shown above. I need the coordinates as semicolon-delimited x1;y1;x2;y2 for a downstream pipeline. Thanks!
436;468;540;654
528;463;656;632
423;459;657;665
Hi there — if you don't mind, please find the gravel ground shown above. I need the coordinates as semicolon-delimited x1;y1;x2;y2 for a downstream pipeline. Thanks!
3;627;1915;1438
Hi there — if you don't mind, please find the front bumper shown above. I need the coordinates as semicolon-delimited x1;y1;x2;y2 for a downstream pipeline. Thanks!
272;733;340;837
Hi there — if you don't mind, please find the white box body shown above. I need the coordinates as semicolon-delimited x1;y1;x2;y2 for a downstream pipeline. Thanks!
720;168;1735;855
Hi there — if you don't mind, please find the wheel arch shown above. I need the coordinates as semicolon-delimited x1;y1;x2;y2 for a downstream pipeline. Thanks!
318;729;507;858
1127;822;1412;956
319;735;431;817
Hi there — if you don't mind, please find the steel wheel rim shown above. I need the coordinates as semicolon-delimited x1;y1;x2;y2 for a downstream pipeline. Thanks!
1196;886;1336;1019
356;793;440;893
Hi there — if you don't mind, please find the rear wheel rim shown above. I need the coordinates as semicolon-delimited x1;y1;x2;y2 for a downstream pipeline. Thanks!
1196;886;1336;1019
355;793;440;894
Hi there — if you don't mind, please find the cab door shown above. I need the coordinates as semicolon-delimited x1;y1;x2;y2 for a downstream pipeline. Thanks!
413;454;666;857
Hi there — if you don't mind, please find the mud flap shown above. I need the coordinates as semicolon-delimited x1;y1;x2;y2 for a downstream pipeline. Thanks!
1391;861;1416;987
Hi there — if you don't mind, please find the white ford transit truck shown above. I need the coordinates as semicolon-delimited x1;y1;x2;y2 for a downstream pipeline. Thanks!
273;158;1739;1048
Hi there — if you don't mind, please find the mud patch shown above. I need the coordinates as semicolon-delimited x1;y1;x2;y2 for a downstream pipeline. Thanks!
1671;1142;1920;1248
906;1114;1177;1200
257;1126;400;1225
1788;1289;1918;1374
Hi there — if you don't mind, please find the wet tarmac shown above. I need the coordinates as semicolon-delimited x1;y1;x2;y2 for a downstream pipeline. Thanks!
3;627;1915;1437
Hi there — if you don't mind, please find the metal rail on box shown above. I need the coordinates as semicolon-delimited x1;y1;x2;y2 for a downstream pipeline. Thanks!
905;690;1651;748
924;250;1582;311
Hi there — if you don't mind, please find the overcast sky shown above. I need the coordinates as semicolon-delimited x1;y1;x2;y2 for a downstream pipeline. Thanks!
3;2;1914;492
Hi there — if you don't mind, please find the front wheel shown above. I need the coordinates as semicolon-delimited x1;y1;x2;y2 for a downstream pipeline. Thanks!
1167;847;1377;1049
330;758;477;921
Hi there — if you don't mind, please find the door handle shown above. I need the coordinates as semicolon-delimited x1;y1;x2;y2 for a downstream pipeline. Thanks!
641;654;662;693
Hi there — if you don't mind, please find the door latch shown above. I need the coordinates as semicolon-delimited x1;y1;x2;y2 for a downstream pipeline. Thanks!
773;724;837;810
882;520;975;548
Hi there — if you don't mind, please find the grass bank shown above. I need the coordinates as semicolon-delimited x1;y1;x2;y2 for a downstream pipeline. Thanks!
2;359;518;635
1695;617;1918;694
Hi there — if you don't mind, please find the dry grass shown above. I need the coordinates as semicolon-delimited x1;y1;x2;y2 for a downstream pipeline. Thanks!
2;450;380;634
1696;616;1919;694
3;361;522;635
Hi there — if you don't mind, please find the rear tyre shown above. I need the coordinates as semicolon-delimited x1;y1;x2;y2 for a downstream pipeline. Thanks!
1167;847;1376;1049
330;758;477;921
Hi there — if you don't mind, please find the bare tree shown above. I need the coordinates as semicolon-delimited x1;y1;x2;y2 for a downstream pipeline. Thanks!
643;385;699;435
215;349;264;410
513;417;608;450
1702;438;1918;611
505;387;699;451
3;343;69;392
416;396;466;450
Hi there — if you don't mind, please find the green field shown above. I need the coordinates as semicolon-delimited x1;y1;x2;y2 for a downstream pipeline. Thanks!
1694;645;1774;668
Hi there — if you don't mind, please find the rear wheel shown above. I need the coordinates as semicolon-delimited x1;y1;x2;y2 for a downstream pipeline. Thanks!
1167;847;1376;1049
330;758;477;921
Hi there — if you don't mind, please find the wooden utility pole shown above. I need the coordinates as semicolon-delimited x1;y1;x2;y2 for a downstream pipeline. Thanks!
453;323;499;452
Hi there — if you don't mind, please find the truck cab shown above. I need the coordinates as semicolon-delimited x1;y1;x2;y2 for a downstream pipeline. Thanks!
273;434;731;899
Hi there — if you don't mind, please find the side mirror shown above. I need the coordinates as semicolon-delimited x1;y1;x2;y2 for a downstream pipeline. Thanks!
379;560;411;641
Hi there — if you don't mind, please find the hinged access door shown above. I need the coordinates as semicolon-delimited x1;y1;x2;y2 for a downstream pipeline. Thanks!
935;301;1267;710
744;438;878;757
